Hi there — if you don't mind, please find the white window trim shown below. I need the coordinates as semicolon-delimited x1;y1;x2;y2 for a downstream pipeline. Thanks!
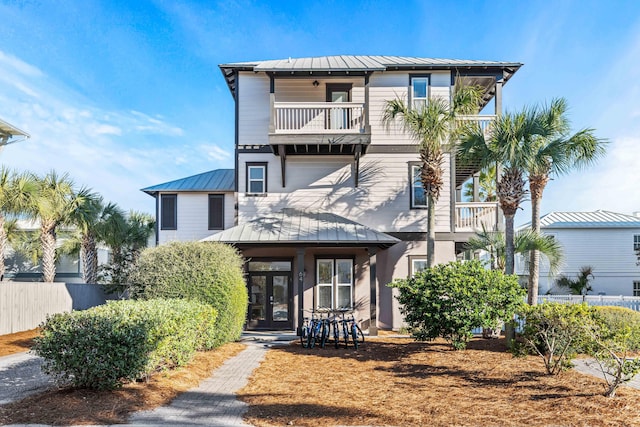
316;258;354;310
247;164;267;194
410;76;430;111
633;234;640;252
410;257;427;276
634;280;640;297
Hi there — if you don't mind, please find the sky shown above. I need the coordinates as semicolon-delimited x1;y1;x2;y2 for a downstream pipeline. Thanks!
1;0;639;226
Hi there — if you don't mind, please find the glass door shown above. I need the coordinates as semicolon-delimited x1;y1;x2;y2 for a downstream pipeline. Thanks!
326;84;351;130
246;260;293;329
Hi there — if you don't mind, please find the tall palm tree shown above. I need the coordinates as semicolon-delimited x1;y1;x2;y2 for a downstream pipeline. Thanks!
465;227;563;275
525;98;606;304
30;171;86;282
384;82;484;267
0;168;37;279
458;110;538;275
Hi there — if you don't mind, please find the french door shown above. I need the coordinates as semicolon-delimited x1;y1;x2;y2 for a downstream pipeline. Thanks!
247;261;293;329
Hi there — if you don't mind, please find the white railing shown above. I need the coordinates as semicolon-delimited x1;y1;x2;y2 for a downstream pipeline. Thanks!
538;295;640;311
455;202;499;232
273;102;365;134
457;114;496;135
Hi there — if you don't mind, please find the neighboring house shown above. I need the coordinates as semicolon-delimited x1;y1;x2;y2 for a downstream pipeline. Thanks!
516;210;640;296
4;219;109;283
142;55;522;332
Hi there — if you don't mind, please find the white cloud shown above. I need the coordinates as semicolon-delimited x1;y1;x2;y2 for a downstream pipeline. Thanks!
200;143;231;161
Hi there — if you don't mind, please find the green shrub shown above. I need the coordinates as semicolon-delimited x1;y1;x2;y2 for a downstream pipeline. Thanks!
518;302;595;375
32;298;217;390
593;306;640;351
128;241;247;346
390;260;524;350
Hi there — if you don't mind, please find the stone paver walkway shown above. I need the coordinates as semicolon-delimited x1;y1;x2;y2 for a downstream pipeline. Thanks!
573;358;640;390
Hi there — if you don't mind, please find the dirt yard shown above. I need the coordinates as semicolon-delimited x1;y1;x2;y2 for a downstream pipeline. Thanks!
238;337;640;427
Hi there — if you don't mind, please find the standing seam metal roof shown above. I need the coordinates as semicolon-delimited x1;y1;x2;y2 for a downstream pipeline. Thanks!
532;210;640;229
141;169;235;195
201;208;399;247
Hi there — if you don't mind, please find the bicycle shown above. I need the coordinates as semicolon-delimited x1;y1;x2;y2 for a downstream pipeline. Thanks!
334;309;364;349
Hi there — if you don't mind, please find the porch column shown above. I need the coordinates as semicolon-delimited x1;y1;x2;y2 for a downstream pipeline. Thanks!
296;248;306;332
268;73;275;134
473;173;480;202
368;246;378;336
495;77;504;232
364;73;371;134
494;77;503;115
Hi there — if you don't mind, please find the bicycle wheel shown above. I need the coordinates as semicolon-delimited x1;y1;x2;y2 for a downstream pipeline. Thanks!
300;326;309;348
320;321;328;348
333;321;340;349
355;325;365;343
351;323;359;350
342;324;349;348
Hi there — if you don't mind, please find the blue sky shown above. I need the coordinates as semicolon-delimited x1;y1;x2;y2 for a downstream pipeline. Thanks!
1;0;639;226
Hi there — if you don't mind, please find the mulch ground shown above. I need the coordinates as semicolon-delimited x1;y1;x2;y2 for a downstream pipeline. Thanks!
0;328;39;356
238;337;640;427
0;341;245;426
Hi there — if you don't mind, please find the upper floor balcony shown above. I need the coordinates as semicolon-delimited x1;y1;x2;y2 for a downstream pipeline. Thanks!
273;102;365;134
454;202;500;233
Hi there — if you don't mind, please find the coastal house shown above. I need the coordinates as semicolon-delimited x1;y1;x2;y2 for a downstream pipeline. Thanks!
142;55;522;332
516;210;640;296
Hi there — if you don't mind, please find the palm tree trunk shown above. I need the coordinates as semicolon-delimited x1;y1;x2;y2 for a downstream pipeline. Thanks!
528;174;548;305
82;234;98;284
0;215;5;280
426;195;436;267
41;222;57;283
504;214;515;275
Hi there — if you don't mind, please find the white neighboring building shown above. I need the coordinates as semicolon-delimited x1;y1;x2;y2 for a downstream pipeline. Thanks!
516;210;640;296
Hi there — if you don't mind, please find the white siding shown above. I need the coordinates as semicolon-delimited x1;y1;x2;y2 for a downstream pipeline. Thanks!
517;228;640;296
237;152;450;233
238;72;270;145
158;192;235;244
274;78;364;103
369;72;413;145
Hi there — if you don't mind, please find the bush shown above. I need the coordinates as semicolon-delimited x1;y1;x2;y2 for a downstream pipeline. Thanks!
593;306;640;351
32;299;218;390
128;241;248;347
588;306;640;397
390;260;524;350
518;302;595;375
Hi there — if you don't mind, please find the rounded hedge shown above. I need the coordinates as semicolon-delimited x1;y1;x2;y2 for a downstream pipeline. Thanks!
128;241;247;346
593;306;640;350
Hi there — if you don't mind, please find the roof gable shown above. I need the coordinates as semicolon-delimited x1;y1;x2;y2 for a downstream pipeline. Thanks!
141;169;235;195
528;210;640;229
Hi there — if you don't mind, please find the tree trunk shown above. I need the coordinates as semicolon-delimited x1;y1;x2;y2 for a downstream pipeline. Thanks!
0;215;5;280
82;233;98;284
504;214;515;275
528;174;548;305
41;222;57;283
426;194;436;267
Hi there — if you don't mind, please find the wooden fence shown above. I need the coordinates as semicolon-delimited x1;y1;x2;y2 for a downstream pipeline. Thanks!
0;282;118;335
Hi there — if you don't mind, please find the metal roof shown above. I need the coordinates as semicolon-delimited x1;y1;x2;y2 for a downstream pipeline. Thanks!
0;118;29;146
528;210;640;229
201;208;400;248
141;169;234;196
219;55;523;95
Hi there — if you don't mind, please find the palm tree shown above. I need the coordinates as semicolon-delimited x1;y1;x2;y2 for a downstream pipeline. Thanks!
465;227;563;275
458;110;538;275
462;166;497;202
384;82;484;267
525;98;606;304
0;168;37;279
30;171;86;282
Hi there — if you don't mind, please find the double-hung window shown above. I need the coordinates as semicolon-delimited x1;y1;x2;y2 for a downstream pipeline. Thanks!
160;194;177;230
316;258;354;310
410;163;427;208
208;194;224;230
634;281;640;297
409;256;427;276
634;235;640;252
247;163;267;194
411;76;429;111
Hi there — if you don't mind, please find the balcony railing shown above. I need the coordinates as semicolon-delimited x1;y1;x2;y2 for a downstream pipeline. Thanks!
455;202;499;232
273;102;365;134
456;115;496;136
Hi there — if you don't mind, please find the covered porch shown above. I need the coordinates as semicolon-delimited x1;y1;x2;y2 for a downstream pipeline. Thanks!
202;209;399;335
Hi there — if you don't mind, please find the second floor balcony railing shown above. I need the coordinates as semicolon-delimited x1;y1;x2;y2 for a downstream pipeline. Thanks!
456;115;496;136
273;102;365;134
455;202;500;232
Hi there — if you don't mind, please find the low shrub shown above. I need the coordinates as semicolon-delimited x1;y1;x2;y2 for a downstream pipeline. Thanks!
128;241;247;347
391;260;524;350
593;306;640;351
518;302;596;375
32;299;217;390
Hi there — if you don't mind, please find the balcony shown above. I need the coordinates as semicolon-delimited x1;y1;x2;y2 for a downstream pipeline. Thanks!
455;202;500;233
273;102;365;134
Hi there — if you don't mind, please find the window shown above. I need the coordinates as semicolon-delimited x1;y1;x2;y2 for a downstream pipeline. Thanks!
410;163;427;208
634;281;640;297
160;194;177;230
316;258;354;310
411;76;430;111
246;163;267;194
208;194;224;230
409;256;427;276
634;235;640;252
